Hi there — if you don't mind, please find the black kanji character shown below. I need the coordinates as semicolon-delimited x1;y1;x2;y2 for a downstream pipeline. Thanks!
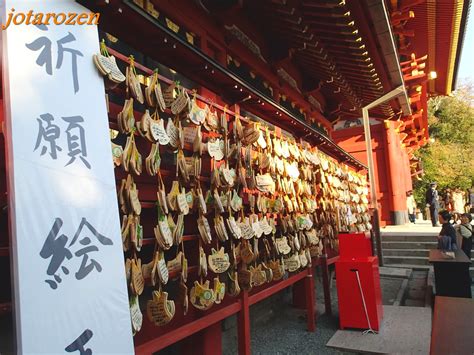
65;329;93;355
26;25;84;93
56;32;83;94
40;218;113;289
25;24;53;75
62;115;91;169
39;218;72;289
34;113;62;160
70;218;113;281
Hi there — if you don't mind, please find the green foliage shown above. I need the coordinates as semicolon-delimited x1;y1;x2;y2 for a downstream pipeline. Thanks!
413;82;474;206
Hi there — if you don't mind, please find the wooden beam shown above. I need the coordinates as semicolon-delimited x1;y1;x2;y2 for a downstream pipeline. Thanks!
267;40;292;64
303;10;353;19
393;28;415;37
198;0;243;13
400;54;428;66
301;1;346;10
399;0;426;12
302;78;324;93
401;62;426;73
391;10;415;26
313;33;363;43
321;42;368;52
305;19;355;27
311;27;361;36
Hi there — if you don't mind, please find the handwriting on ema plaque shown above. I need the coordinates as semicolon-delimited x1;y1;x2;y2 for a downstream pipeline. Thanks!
40;218;113;290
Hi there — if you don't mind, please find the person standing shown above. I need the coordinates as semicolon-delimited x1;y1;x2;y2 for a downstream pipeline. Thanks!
468;188;474;210
444;188;453;212
426;182;440;227
407;191;416;223
452;188;465;214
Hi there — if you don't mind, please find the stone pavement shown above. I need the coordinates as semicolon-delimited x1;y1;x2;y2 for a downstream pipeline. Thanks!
326;305;431;354
381;219;440;236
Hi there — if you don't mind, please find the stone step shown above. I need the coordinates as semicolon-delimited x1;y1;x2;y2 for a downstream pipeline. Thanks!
383;248;474;261
386;263;474;279
384;249;430;257
379;266;412;279
384;264;431;270
384;255;429;266
382;241;438;250
382;234;437;242
404;299;425;307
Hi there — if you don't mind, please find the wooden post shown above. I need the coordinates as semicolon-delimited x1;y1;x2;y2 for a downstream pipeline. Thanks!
293;268;316;330
237;291;251;355
292;278;307;309
202;322;222;355
305;269;316;332
321;254;332;315
181;322;222;355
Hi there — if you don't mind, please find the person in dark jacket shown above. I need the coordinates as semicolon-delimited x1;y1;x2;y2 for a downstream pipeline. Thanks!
426;182;440;227
437;210;457;251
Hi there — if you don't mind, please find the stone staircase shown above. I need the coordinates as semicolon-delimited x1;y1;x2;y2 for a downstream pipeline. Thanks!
382;232;474;277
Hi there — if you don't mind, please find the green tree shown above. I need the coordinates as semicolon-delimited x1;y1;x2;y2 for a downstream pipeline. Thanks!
413;82;474;207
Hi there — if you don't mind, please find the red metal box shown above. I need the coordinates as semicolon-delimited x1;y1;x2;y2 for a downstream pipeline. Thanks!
335;257;383;331
338;232;372;259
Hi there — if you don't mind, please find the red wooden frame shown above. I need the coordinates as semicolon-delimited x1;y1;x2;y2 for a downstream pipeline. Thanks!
135;302;241;354
134;267;318;354
104;47;324;355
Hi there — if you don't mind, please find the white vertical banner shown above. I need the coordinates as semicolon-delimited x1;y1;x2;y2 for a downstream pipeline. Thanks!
2;1;134;353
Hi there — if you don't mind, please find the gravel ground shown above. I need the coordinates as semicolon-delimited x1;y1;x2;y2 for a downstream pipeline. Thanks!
223;269;403;355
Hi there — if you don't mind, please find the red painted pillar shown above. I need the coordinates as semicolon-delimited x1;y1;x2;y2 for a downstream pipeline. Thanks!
403;149;413;192
292;268;316;331
385;121;408;225
421;83;429;139
238;291;251;355
292;277;306;309
203;322;222;355
181;321;222;355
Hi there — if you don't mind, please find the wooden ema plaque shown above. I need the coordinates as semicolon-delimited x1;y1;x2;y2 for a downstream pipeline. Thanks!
147;291;175;326
190;280;215;310
208;247;231;274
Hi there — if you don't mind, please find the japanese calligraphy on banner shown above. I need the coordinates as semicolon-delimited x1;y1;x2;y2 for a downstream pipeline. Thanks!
2;0;134;353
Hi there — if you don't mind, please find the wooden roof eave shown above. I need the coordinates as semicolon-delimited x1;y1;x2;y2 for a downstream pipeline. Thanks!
346;0;411;117
255;1;366;105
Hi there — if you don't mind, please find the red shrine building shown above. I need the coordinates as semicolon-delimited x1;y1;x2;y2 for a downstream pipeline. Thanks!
333;0;469;225
80;0;470;226
0;0;470;354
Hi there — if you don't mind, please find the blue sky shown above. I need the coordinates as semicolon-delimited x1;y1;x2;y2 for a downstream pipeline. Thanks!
457;13;474;83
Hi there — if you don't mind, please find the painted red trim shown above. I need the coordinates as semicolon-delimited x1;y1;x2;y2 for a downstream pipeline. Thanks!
238;291;251;355
248;270;309;305
135;302;241;354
